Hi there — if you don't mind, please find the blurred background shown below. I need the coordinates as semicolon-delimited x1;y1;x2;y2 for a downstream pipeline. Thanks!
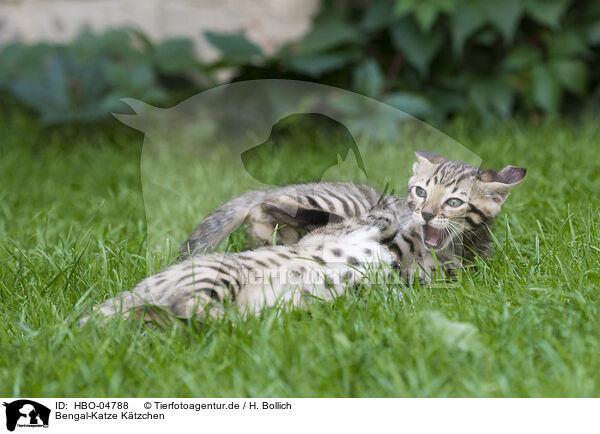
1;0;599;126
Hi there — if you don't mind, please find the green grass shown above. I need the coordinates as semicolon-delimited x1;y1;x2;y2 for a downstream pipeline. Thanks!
1;112;599;397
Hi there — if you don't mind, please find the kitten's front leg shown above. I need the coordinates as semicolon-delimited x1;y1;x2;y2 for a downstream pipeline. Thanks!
361;209;400;241
402;251;461;286
401;260;433;286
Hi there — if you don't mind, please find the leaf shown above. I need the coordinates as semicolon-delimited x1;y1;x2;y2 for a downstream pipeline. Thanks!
0;42;53;81
7;51;112;124
474;28;499;46
548;30;589;58
550;59;588;95
152;38;198;74
531;64;561;112
102;61;155;91
352;59;385;98
361;0;395;32
483;0;523;42
286;54;349;77
390;17;443;75
469;77;514;118
450;1;488;55
427;88;466;119
383;91;432;118
525;0;570;28
71;29;143;61
501;45;541;71
204;31;262;61
587;21;600;45
297;16;362;54
451;0;522;52
412;3;442;31
395;0;454;32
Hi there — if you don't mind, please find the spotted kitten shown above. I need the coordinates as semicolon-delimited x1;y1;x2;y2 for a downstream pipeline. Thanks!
180;150;526;283
179;182;381;255
80;205;402;324
388;150;526;282
81;151;525;323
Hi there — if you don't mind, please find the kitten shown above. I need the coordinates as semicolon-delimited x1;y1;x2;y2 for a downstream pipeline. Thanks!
179;182;381;255
80;151;525;323
180;150;526;282
80;205;401;324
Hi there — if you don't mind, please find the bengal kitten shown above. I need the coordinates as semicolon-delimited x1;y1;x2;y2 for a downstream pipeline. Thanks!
80;205;401;323
81;151;525;323
180;150;526;282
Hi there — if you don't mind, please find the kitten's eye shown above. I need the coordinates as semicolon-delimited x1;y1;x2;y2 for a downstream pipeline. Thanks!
446;198;464;208
415;187;427;198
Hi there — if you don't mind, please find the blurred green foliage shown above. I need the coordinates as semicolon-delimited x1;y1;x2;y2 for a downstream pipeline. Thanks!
0;30;213;124
1;0;599;125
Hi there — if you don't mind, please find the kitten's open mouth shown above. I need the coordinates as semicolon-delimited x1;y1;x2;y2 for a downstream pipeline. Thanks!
423;224;445;249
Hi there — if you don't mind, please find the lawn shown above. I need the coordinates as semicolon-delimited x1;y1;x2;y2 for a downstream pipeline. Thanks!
0;112;599;397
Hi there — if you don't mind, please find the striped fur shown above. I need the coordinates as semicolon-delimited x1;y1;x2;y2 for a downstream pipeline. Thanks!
80;206;401;324
179;182;381;256
81;151;525;323
404;150;526;264
179;151;525;283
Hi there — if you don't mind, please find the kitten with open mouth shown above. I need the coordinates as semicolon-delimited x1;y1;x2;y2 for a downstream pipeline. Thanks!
178;150;526;285
404;151;526;266
422;224;446;249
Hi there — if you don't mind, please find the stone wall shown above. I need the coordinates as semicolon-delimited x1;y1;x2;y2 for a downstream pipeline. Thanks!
0;0;320;60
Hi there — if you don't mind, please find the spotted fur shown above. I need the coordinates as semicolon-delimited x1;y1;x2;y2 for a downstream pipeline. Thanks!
180;151;526;284
179;182;381;256
81;152;525;323
80;207;400;324
404;150;526;265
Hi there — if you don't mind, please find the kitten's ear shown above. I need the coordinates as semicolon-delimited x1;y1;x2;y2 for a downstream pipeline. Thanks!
414;150;448;165
476;165;526;202
497;165;527;185
261;201;344;230
477;166;527;186
413;150;447;174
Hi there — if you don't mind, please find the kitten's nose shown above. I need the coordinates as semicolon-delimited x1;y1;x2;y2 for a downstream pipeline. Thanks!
421;211;435;222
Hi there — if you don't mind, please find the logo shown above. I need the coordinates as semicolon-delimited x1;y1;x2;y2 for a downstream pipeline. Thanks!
241;113;367;186
3;400;50;431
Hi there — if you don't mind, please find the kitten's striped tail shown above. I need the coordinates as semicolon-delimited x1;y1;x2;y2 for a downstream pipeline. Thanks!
177;189;269;258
